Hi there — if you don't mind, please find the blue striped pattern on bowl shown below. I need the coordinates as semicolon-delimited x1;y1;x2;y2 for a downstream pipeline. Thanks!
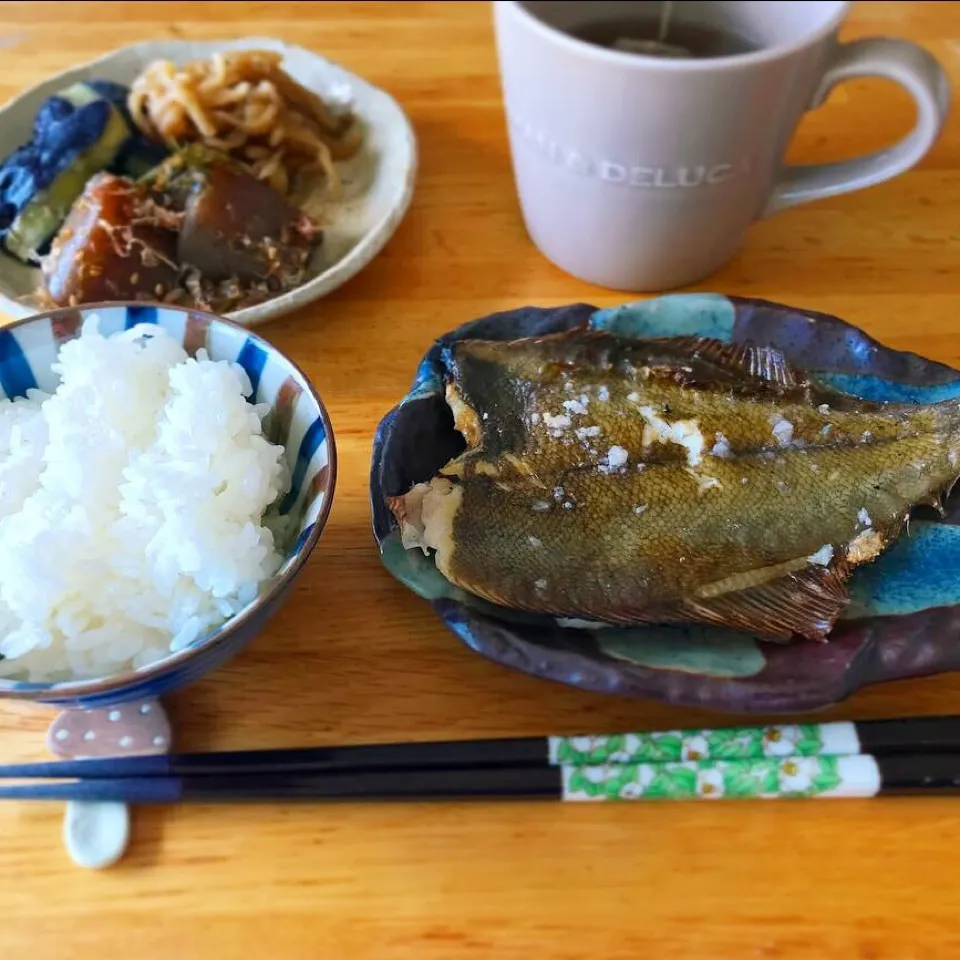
0;303;335;707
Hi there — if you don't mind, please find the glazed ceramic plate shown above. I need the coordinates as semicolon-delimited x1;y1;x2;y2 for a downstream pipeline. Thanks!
371;294;960;714
0;38;417;327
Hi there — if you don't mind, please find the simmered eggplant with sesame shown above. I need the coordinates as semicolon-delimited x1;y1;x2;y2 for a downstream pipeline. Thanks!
147;148;321;300
41;147;322;311
41;172;179;306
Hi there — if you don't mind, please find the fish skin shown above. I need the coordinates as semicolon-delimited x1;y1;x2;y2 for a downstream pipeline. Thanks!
390;331;960;642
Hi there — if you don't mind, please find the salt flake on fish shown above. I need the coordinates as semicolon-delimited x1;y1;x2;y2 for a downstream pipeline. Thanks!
605;445;628;469
563;398;589;416
638;406;704;467
711;431;732;459
770;415;794;447
807;545;834;566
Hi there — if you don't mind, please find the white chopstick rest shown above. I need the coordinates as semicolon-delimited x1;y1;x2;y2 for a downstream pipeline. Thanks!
63;801;130;869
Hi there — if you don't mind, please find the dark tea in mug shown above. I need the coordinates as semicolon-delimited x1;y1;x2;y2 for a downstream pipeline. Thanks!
570;2;760;59
571;15;760;58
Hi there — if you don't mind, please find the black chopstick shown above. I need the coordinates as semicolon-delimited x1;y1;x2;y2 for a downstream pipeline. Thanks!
5;715;960;781
3;753;960;804
0;766;560;803
0;735;546;780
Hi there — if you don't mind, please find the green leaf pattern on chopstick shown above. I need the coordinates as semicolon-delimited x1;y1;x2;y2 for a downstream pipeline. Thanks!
551;724;827;766
562;756;848;801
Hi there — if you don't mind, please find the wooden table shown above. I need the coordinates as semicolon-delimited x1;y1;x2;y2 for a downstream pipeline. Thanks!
0;2;959;957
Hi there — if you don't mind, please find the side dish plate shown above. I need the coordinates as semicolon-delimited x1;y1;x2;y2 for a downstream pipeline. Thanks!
0;38;417;327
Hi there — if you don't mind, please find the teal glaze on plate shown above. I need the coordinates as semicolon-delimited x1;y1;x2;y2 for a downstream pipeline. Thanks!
847;521;960;618
380;531;452;601
590;293;736;341
404;357;443;403
813;372;960;404
595;627;765;678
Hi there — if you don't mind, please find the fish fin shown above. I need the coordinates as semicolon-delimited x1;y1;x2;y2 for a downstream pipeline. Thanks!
653;337;800;389
669;564;851;642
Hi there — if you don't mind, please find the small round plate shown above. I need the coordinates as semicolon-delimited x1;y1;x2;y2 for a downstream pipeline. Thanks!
0;37;417;327
371;294;960;714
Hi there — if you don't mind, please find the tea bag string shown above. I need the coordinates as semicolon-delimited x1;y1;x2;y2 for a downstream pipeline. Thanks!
659;0;672;44
611;1;691;59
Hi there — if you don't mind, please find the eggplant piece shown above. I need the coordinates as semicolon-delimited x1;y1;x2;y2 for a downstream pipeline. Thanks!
69;80;169;178
113;138;169;180
143;146;321;286
0;83;135;262
82;80;135;122
41;172;179;306
0;81;170;263
178;161;319;284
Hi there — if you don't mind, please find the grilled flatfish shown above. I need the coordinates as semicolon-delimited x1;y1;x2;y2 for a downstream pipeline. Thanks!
389;331;960;641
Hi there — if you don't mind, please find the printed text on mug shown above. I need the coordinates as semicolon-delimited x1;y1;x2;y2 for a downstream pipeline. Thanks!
510;115;753;188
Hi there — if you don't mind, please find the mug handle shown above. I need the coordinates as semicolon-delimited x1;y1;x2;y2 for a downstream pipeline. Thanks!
763;37;950;216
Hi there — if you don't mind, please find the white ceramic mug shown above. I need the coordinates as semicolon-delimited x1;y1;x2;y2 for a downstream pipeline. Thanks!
494;1;950;290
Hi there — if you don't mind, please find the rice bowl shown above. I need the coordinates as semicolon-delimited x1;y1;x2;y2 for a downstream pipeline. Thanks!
0;302;334;706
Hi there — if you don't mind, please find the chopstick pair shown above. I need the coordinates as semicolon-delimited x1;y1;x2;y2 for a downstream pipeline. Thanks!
2;715;960;805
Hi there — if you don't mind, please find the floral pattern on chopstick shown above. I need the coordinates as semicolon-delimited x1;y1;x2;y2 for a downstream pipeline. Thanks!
561;756;850;801
550;725;828;766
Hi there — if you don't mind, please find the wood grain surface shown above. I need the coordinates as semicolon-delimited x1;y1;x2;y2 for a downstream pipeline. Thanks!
0;2;959;957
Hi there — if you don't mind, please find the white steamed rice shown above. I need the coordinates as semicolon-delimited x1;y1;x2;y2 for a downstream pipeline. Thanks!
0;317;290;683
